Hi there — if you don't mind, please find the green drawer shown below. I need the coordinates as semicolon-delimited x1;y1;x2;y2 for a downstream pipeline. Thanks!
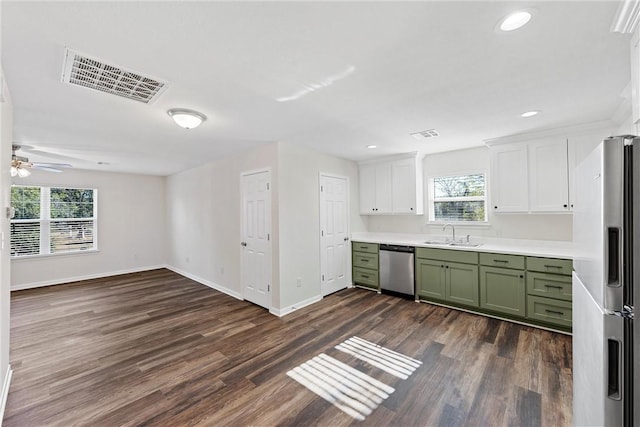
352;242;378;254
527;295;572;328
353;267;378;289
479;252;525;270
527;272;572;301
416;247;478;264
353;252;379;269
527;257;572;275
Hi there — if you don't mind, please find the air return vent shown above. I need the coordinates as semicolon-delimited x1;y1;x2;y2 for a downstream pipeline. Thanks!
410;129;440;140
61;49;167;104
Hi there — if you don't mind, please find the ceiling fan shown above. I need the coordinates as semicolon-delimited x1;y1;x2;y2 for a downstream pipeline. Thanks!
11;144;72;177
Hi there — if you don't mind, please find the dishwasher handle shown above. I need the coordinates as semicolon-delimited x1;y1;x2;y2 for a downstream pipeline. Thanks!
379;244;415;253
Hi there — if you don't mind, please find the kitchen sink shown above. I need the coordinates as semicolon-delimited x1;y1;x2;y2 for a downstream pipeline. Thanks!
449;242;483;247
423;240;483;248
423;240;450;245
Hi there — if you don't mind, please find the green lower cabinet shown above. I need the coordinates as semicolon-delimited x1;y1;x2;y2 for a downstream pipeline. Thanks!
479;266;526;317
527;295;572;328
446;262;479;307
416;257;478;308
416;258;446;300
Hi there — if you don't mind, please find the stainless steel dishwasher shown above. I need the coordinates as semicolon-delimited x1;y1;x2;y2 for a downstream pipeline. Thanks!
379;244;415;296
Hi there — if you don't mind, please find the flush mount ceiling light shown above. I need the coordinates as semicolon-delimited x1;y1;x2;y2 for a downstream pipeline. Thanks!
520;110;540;118
367;145;377;149
167;108;207;129
498;10;534;32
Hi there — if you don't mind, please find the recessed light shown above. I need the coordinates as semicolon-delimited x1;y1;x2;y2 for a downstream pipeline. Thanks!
367;145;377;149
498;10;533;32
520;110;540;118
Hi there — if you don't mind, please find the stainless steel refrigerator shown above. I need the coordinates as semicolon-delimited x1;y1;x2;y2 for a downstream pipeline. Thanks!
573;135;638;426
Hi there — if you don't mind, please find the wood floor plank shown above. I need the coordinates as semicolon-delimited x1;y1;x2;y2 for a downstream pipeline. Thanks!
3;268;573;426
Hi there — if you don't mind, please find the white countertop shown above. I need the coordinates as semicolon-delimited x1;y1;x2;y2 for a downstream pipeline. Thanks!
350;232;575;259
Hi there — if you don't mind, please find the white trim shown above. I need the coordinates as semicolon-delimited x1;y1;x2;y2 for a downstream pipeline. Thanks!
483;120;615;146
165;265;243;300
0;365;12;421
319;172;351;297
270;294;322;317
10;264;166;291
357;151;421;165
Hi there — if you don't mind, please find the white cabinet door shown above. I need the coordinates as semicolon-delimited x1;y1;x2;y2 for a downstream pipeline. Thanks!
359;164;376;214
392;158;416;213
528;138;569;212
490;144;528;212
568;131;608;211
374;163;393;213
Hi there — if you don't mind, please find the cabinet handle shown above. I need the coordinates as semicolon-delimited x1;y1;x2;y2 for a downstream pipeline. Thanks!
494;206;498;209
519;275;524;278
563;204;568;208
494;259;509;263
544;284;563;289
361;275;370;279
545;309;564;316
445;266;449;269
441;265;444;268
359;246;367;250
361;259;369;262
543;265;563;269
410;207;414;211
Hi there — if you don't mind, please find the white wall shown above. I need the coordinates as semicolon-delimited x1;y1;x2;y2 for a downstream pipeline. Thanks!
165;141;366;314
277;142;366;310
11;169;166;289
0;66;13;412
165;143;280;303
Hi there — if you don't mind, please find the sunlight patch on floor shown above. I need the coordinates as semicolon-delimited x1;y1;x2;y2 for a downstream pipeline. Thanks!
287;337;421;420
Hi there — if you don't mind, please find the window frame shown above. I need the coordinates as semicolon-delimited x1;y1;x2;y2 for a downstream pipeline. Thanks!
427;171;489;225
10;185;98;259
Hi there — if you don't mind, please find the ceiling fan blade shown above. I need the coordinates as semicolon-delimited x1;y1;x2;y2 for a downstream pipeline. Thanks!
30;162;72;169
30;165;64;173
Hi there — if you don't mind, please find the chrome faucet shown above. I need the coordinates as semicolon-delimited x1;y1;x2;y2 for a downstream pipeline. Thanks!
443;223;455;242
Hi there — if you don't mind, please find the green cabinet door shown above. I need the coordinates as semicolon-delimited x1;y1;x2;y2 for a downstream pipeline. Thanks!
446;262;479;307
479;266;526;317
416;258;445;300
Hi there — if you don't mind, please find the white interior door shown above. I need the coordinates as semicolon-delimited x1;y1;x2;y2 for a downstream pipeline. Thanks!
241;170;271;309
320;174;349;296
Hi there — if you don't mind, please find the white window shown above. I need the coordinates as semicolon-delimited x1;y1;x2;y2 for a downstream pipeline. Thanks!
11;186;97;257
428;173;487;223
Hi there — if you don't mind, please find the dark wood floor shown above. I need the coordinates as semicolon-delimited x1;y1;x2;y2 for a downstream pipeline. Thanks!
4;268;572;426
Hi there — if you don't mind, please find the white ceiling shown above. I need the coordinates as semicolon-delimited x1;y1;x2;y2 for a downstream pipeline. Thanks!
1;1;632;176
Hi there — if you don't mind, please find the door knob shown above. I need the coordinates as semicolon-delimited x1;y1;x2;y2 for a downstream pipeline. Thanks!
240;242;247;247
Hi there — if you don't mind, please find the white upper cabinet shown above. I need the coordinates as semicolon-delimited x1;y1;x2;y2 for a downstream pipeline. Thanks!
489;143;529;212
487;125;612;214
358;153;423;215
392;158;418;214
374;162;393;213
528;138;569;212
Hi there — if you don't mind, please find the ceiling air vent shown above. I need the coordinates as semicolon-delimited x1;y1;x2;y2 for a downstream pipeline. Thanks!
410;129;440;140
61;49;168;104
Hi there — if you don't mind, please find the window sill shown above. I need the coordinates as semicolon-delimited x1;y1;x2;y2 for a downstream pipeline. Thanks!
11;249;100;261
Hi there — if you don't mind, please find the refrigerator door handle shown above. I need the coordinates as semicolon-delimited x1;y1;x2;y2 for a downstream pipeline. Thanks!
606;227;621;287
606;338;622;400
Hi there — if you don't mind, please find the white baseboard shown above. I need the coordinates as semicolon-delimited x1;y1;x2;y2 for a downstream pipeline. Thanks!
270;294;322;317
165;265;243;301
11;265;167;291
0;365;12;422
